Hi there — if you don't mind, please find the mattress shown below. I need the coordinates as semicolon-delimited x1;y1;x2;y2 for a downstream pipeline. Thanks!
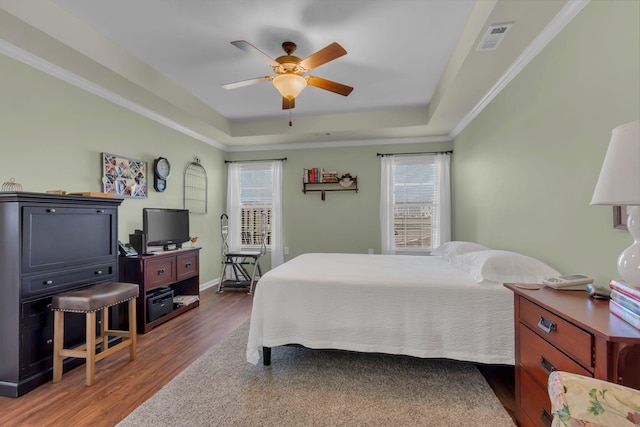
246;253;515;366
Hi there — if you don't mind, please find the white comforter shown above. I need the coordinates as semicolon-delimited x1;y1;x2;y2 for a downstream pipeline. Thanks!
247;253;515;365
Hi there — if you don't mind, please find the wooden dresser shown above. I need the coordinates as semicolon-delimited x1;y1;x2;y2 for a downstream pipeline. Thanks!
505;283;640;427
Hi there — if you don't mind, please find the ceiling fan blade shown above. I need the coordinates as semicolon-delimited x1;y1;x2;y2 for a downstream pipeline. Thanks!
230;40;279;67
306;76;353;96
299;42;347;71
222;76;273;90
282;97;295;110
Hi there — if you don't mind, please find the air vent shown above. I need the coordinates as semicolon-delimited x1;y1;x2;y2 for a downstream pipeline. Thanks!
476;23;513;51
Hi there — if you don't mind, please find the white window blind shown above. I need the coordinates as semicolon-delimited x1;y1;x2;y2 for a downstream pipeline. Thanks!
238;163;273;247
393;156;440;251
392;155;441;252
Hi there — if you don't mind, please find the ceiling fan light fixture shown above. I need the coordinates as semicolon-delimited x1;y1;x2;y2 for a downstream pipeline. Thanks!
273;74;307;100
224;40;351;110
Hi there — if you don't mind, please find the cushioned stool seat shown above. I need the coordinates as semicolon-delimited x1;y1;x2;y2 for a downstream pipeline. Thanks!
51;282;139;386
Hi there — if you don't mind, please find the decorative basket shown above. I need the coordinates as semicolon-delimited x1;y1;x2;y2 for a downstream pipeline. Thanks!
1;178;23;192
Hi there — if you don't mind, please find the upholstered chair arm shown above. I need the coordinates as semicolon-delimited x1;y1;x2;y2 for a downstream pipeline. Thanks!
548;371;640;427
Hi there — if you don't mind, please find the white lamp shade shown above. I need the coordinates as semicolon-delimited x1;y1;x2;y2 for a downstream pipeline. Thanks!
591;120;640;206
272;74;307;100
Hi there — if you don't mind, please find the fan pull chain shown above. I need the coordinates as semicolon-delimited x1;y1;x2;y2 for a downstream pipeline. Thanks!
289;109;293;127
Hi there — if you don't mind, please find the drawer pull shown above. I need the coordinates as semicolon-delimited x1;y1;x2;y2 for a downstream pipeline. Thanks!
43;280;53;285
540;408;554;427
537;316;556;334
185;262;192;268
157;268;165;275
47;208;56;213
95;270;103;275
539;356;557;375
46;339;53;345
96;209;104;213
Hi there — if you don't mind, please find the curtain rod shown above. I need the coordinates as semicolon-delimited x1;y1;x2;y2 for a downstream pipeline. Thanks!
225;157;287;164
376;150;452;157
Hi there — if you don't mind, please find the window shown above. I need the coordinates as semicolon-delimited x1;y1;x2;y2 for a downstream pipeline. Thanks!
237;163;273;247
393;157;436;250
380;154;451;254
226;160;284;268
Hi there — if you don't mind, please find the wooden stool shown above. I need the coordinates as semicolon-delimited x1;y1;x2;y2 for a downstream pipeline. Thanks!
51;282;139;386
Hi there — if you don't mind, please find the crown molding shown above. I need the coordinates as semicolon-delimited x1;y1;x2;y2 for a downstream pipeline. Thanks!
2;0;589;152
450;0;590;139
1;39;446;152
0;40;227;151
225;135;452;152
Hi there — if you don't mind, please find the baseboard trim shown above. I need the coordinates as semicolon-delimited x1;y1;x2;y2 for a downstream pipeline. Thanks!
200;279;219;291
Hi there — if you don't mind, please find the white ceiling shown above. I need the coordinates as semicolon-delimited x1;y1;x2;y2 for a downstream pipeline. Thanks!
0;0;583;149
51;0;476;121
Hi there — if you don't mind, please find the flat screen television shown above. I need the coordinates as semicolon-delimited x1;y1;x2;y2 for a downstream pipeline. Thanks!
143;208;190;251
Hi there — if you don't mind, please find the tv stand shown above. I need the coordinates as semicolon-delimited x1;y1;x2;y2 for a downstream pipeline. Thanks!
119;248;200;333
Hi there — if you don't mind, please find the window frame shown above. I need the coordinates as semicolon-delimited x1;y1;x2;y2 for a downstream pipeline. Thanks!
383;155;443;254
236;162;274;251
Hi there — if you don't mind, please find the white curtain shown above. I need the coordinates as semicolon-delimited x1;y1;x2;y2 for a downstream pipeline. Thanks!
226;163;242;252
380;156;395;254
435;153;451;246
270;160;284;268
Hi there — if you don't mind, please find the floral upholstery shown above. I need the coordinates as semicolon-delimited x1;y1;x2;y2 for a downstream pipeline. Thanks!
548;371;640;426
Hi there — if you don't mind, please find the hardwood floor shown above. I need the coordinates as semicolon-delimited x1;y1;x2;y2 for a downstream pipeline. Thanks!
478;363;516;422
0;287;516;426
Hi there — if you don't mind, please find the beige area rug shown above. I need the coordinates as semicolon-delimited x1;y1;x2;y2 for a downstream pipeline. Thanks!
118;322;515;427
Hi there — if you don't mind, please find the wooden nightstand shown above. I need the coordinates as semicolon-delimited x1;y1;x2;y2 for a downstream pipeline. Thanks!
504;283;640;427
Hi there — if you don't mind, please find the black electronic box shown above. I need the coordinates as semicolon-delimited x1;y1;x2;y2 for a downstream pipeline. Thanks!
146;287;174;322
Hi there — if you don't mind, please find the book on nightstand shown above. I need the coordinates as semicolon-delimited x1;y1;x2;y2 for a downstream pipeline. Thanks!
609;279;640;301
610;299;640;330
610;289;640;316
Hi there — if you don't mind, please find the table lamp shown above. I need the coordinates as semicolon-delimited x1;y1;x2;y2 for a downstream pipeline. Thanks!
591;120;640;285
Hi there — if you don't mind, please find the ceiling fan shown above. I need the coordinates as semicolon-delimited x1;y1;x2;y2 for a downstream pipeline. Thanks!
222;40;353;110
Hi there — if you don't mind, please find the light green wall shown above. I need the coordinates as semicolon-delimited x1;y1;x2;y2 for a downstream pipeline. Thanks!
0;53;227;285
453;0;640;285
3;0;637;287
0;48;452;282
227;140;452;262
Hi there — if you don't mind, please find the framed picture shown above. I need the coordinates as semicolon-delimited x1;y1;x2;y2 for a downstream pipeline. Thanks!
613;206;627;230
102;153;148;198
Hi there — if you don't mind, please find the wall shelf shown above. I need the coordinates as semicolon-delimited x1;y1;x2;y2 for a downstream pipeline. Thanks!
303;177;358;201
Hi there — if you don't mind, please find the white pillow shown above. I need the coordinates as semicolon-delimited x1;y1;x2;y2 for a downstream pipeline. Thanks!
430;241;490;261
452;250;560;284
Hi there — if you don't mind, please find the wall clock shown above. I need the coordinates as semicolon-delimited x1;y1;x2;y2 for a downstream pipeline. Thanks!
153;157;171;192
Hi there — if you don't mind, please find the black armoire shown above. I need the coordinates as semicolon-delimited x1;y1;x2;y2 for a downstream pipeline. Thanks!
0;192;122;397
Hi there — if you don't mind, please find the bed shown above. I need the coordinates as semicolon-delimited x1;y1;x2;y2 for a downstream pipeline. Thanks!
246;242;560;366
